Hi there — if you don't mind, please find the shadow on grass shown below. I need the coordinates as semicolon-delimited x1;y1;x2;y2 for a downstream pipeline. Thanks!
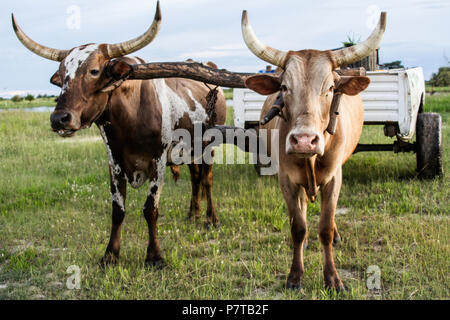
343;152;418;184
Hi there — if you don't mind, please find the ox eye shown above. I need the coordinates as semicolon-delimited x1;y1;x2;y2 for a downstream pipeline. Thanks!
281;85;288;92
90;69;100;76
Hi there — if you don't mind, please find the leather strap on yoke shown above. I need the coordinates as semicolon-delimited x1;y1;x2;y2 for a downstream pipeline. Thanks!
326;93;342;135
305;157;319;202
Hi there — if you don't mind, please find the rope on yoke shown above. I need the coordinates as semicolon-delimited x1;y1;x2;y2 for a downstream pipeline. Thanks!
204;83;219;128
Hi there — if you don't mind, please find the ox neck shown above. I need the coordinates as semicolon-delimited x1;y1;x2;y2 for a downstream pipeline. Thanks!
94;90;115;127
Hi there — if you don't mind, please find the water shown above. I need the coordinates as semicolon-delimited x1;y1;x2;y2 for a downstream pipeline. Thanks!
0;106;55;112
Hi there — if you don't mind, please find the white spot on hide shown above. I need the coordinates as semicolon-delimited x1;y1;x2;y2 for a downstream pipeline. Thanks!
147;79;208;207
186;88;208;123
147;149;167;207
153;79;208;135
99;125;125;211
62;44;99;93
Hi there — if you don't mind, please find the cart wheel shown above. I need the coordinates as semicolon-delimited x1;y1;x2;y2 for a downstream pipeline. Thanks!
416;112;443;179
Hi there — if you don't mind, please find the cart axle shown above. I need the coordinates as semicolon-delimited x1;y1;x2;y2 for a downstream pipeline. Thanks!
353;141;416;154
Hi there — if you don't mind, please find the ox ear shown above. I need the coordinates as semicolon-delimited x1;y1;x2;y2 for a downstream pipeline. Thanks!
107;60;134;80
101;60;134;93
335;76;370;96
50;71;62;87
245;74;281;95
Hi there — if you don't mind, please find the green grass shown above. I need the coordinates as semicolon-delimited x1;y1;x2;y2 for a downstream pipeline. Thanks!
0;95;448;300
424;93;450;113
426;85;450;93
223;88;233;100
0;97;56;110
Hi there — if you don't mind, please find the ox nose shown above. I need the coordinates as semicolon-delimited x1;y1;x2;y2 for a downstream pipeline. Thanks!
50;111;72;130
289;132;320;154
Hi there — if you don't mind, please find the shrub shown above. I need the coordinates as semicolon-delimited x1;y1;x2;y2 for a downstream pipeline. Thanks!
429;67;450;87
25;94;35;102
11;95;23;102
383;60;404;69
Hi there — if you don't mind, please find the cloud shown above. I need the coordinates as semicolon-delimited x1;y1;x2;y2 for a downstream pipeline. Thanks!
210;43;245;51
178;51;238;59
2;0;450;94
0;89;58;99
178;49;248;60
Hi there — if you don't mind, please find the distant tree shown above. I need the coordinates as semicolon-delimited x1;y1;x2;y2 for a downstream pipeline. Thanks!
382;60;404;69
25;94;35;102
429;67;450;87
11;95;23;102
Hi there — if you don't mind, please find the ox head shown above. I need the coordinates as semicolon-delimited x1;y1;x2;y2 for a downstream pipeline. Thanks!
12;1;161;137
242;11;386;157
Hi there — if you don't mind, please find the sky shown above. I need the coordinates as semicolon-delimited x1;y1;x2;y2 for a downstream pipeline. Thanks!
0;0;449;98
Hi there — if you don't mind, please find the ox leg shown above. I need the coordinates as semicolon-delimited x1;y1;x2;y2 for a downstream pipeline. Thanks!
100;171;127;266
143;159;167;269
201;163;219;227
319;167;345;292
187;164;202;221
143;191;164;268
280;174;308;289
143;176;165;269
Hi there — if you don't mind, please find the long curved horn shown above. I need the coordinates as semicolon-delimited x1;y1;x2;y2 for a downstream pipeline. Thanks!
11;14;68;61
107;1;162;58
241;10;288;68
333;12;387;66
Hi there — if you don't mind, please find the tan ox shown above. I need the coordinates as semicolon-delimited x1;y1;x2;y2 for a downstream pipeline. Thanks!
242;11;386;291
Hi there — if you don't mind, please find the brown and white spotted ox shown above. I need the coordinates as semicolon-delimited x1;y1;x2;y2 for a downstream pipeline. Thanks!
241;11;386;291
12;2;226;267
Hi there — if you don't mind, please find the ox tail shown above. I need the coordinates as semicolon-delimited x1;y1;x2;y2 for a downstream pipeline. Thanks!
170;165;180;183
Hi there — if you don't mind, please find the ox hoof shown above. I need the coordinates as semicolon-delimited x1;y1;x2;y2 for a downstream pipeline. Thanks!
327;284;346;294
336;285;346;293
205;220;220;230
145;258;166;270
285;281;303;290
99;253;118;267
325;276;345;293
185;215;200;223
286;270;304;290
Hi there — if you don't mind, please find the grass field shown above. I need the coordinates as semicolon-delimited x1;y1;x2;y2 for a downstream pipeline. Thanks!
223;88;233;100
0;94;448;300
0;97;56;110
426;86;450;94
